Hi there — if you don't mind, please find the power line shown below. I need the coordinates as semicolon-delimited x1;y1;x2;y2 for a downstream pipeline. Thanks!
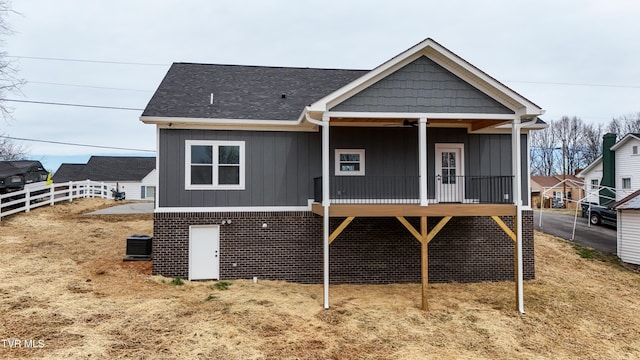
2;99;144;111
0;135;155;153
7;55;168;67
27;81;152;93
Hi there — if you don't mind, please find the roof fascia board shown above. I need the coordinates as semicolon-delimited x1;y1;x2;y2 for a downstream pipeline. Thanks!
142;116;318;132
325;111;515;120
610;134;640;151
576;156;603;178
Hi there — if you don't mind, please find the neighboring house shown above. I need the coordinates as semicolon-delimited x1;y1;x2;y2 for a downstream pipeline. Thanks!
140;38;545;311
577;156;602;204
530;175;584;209
613;189;640;265
578;133;640;205
611;133;640;201
52;156;156;201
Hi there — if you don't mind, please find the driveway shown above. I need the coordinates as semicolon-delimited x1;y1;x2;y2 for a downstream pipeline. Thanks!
533;210;617;254
89;201;154;215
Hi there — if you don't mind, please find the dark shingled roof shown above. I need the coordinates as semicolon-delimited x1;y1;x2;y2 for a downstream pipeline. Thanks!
141;63;367;120
81;156;155;181
53;156;155;182
0;161;47;178
52;163;86;183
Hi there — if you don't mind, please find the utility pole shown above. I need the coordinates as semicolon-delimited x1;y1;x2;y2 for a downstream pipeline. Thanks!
562;138;566;208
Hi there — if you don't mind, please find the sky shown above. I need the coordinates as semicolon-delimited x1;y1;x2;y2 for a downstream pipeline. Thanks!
2;0;640;173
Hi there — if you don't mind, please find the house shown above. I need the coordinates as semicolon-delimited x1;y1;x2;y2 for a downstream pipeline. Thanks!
52;156;156;200
140;38;545;312
577;155;603;204
530;175;584;209
578;133;640;205
613;189;640;265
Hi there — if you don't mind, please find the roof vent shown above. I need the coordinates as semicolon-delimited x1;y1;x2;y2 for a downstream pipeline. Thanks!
210;93;214;105
281;94;286;99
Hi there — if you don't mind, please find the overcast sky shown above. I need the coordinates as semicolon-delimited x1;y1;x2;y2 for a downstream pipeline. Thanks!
3;0;640;172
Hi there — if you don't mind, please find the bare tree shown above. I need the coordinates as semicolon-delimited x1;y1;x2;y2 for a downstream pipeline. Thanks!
530;123;558;176
607;113;640;137
0;1;23;119
582;122;603;165
0;134;26;160
0;1;27;159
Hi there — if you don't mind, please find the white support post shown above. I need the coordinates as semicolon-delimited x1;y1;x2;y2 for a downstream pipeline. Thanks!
49;183;54;206
418;118;428;206
69;181;74;202
25;189;31;212
512;116;525;314
322;114;331;310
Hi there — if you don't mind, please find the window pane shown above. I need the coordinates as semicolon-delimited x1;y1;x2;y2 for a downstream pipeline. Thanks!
340;154;360;162
449;152;456;167
449;168;456;184
191;146;213;164
219;146;240;165
219;166;240;185
441;153;448;167
147;186;156;198
191;165;213;184
340;163;360;172
441;170;449;184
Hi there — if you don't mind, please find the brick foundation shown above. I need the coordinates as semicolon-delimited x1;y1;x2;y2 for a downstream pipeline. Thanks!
152;210;534;284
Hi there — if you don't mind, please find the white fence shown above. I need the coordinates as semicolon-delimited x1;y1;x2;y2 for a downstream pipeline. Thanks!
0;181;110;221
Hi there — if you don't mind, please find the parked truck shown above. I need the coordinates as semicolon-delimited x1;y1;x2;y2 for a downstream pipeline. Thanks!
0;161;49;195
581;201;617;227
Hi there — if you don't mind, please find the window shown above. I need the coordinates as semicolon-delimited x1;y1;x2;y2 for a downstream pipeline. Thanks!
633;145;638;155
590;179;599;190
622;178;631;189
185;140;245;190
335;149;365;176
141;186;156;199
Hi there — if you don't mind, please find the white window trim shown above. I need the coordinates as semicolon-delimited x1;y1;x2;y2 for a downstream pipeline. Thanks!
590;179;599;190
185;140;245;190
622;177;632;189
335;149;365;176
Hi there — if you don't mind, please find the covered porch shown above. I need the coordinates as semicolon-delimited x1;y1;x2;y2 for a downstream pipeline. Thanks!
308;113;531;313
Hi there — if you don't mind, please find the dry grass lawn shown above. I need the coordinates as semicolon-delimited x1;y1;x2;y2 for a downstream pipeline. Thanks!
1;199;640;359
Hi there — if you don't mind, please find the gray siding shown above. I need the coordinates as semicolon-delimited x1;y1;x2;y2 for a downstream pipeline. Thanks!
331;127;528;204
160;127;529;208
159;129;320;207
331;56;513;114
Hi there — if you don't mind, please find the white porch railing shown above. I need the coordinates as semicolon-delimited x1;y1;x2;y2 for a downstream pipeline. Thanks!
0;180;110;221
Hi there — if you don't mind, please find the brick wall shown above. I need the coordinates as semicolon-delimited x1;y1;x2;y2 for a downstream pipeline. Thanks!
152;210;534;283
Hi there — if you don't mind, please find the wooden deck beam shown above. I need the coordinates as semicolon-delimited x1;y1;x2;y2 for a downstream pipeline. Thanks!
329;216;355;244
491;216;516;242
426;216;452;244
313;203;516;217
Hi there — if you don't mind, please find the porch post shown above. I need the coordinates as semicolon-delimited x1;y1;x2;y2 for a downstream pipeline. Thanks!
322;114;331;309
512;116;525;314
419;118;428;206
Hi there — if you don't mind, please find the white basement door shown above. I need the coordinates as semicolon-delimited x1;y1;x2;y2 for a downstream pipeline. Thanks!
189;225;220;280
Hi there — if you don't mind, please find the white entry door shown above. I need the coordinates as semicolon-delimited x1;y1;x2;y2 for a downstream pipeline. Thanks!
189;225;220;280
435;144;464;203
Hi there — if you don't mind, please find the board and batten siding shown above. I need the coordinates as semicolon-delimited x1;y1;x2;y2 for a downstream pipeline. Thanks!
617;210;640;265
159;127;530;208
615;137;640;200
330;56;514;115
158;129;321;208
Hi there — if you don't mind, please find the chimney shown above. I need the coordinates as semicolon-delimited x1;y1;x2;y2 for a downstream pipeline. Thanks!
599;133;616;206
